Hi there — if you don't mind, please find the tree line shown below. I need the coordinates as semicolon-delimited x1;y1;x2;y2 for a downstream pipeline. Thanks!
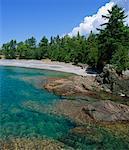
1;5;129;73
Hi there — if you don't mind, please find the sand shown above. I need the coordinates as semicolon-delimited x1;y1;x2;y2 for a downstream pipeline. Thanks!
0;59;96;76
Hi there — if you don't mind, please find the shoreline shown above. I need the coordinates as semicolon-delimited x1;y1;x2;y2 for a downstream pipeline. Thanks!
0;59;96;77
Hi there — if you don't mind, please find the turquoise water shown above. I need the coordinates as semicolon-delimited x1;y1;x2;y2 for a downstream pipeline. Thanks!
0;66;75;139
1;66;129;149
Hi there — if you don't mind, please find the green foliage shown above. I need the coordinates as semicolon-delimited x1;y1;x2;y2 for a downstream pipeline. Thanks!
97;5;129;72
2;40;17;59
1;5;129;74
111;44;129;72
86;32;98;67
25;36;36;48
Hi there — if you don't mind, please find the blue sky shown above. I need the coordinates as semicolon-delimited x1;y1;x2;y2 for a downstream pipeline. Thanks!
1;0;110;44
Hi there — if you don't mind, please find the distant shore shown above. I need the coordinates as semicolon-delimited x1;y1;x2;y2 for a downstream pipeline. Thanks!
0;59;96;76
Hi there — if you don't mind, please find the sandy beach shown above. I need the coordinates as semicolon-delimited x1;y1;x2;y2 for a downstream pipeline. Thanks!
0;59;96;76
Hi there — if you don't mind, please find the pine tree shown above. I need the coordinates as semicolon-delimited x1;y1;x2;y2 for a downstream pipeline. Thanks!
86;31;98;68
38;36;49;59
97;5;129;72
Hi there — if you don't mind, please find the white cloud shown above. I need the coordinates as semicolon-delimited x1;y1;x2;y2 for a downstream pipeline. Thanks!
69;0;129;36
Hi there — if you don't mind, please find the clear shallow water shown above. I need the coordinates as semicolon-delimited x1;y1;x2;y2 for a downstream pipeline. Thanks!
0;66;75;139
0;66;129;149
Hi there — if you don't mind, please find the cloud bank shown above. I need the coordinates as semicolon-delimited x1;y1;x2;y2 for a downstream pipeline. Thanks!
69;0;129;36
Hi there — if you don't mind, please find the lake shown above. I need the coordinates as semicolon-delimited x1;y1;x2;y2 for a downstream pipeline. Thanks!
0;66;129;149
0;66;75;140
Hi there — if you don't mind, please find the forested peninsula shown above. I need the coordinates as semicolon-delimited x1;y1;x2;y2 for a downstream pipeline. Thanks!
1;5;129;74
1;5;129;149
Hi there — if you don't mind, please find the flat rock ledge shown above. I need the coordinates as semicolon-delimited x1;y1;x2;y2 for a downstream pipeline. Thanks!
43;75;129;123
43;75;100;96
54;100;129;123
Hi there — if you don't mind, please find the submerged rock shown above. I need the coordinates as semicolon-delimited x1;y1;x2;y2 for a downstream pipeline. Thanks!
22;100;52;114
59;122;129;150
0;138;69;150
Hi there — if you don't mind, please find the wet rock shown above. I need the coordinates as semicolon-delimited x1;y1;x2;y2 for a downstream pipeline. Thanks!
59;122;129;150
22;100;52;114
0;137;68;150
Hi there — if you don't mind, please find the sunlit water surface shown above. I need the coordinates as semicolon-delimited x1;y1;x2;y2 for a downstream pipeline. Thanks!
0;66;75;139
0;66;129;150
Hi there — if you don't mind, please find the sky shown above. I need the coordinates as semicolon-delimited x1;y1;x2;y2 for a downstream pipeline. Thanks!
1;0;129;45
69;0;129;36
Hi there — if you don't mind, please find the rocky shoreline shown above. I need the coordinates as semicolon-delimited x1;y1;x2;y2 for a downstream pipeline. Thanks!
53;99;129;123
96;65;129;97
44;75;100;96
43;65;129;98
42;69;129;148
1;64;129;149
43;66;129;122
2;72;128;149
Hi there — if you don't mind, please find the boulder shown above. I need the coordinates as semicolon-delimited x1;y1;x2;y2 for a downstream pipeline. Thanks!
96;64;129;97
